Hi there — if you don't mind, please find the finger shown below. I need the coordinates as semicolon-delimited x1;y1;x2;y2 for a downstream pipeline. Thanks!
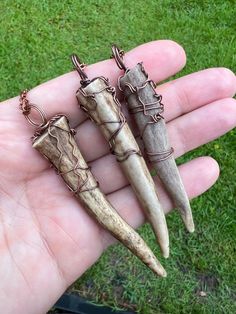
2;40;186;126
101;157;219;249
169;97;236;158
88;97;236;194
157;67;236;122
76;94;236;164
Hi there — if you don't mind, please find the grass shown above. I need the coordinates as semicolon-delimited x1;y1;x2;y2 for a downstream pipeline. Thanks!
0;0;235;313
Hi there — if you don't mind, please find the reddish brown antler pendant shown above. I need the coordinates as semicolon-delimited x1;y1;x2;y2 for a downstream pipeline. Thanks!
111;45;194;233
19;92;166;277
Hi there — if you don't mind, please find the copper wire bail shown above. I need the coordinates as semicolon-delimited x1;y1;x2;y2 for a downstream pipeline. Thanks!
71;54;90;87
19;90;47;128
111;44;127;71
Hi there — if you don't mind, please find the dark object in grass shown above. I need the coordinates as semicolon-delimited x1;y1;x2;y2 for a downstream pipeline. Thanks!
72;53;170;259
111;45;194;233
51;292;137;314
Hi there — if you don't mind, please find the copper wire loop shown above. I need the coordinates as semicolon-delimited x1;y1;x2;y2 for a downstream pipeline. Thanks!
71;54;91;87
19;90;47;128
111;44;127;71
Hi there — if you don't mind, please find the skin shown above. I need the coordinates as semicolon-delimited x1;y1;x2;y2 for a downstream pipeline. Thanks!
0;40;235;314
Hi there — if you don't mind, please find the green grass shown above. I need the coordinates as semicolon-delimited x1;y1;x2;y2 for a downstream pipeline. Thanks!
1;0;235;313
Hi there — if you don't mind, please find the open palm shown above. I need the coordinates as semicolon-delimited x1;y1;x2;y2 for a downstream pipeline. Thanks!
0;40;235;314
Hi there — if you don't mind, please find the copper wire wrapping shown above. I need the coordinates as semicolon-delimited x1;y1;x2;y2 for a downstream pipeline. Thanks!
111;45;127;71
38;115;99;193
71;54;142;162
72;63;142;162
117;63;174;163
146;147;174;163
20;90;98;194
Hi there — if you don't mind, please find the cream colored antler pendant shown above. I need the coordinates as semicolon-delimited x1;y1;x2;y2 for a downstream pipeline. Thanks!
111;45;194;233
71;54;169;258
19;91;166;277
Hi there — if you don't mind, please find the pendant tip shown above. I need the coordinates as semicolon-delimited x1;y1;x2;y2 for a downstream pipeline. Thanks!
161;246;169;259
162;270;167;278
183;214;195;233
187;223;195;233
156;231;169;259
151;262;167;278
158;267;167;278
163;251;169;259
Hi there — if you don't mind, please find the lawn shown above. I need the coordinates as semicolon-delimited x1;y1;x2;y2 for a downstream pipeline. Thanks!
0;0;235;313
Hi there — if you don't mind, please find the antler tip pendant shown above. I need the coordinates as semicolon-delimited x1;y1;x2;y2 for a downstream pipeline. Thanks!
71;53;170;259
111;44;195;234
183;211;195;233
20;92;166;277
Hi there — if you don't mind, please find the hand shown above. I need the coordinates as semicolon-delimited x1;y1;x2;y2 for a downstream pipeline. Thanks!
0;40;235;314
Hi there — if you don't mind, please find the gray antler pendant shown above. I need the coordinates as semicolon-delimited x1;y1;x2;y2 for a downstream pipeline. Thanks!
19;91;166;277
111;45;194;233
71;54;170;258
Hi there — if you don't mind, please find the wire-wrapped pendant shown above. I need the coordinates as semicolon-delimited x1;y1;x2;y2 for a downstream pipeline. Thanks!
71;54;169;258
19;91;166;276
112;45;194;233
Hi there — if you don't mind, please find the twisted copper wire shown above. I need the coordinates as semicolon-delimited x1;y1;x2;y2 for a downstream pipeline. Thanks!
147;147;174;163
34;114;98;193
20;90;47;128
79;76;142;162
118;63;173;163
111;45;127;71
